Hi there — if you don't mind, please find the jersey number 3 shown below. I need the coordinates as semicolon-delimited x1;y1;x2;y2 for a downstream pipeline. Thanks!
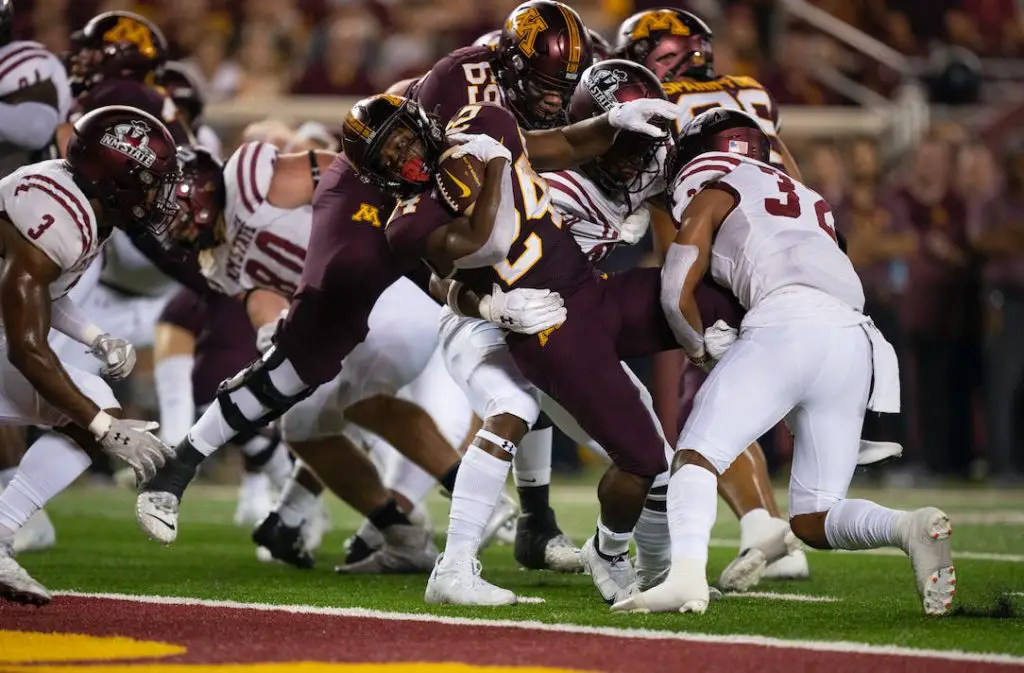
27;214;54;240
759;167;837;243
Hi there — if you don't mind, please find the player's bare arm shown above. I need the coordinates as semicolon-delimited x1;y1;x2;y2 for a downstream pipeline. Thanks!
265;151;337;209
0;219;103;430
243;287;290;329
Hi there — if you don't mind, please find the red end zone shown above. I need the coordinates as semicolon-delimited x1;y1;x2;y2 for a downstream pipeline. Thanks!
1;595;1022;673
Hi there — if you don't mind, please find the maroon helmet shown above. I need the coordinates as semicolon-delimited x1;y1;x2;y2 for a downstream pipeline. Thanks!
171;145;225;252
495;1;593;130
159;62;205;126
589;29;612;64
615;8;713;83
66;105;182;241
668;108;769;181
568;59;668;197
67;11;169;96
341;94;444;199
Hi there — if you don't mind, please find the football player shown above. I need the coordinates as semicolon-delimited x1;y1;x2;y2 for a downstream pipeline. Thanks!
613;109;955;617
0;0;72;176
159;62;222;159
0;106;183;606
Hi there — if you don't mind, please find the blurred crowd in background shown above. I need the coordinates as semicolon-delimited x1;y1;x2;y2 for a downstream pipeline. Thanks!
14;0;1024;486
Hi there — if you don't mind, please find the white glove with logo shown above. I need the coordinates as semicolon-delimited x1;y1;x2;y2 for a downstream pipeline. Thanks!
89;334;136;381
703;319;738;361
94;416;174;484
619;205;651;244
607;99;682;138
256;310;288;355
447;132;512;163
479;284;566;335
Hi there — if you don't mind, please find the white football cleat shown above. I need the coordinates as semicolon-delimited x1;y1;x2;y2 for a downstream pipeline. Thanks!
858;440;903;466
424;552;517;606
611;558;709;614
136;491;180;544
580;535;637;605
335;522;437;574
494;516;517;545
542;533;583;572
233;473;274;527
480;492;519;550
0;542;50;606
903;507;956;616
13;510;56;554
763;549;810;580
720;518;798;592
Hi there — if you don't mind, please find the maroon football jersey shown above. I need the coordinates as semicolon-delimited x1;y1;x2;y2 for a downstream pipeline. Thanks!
70;79;192;145
411;45;505;126
386;103;594;296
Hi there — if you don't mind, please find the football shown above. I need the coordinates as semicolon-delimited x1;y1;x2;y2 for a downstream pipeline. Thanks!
435;145;486;215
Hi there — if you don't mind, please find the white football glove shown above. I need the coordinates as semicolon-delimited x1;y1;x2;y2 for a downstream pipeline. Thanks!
96;418;174;484
479;284;566;335
88;334;136;381
447;132;512;164
619;205;651;245
607;99;681;138
703;319;738;361
256;309;288;355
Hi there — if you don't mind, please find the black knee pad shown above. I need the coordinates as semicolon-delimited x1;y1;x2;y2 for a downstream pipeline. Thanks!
216;348;315;438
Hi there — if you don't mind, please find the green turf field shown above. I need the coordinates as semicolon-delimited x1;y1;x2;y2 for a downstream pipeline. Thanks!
15;477;1024;657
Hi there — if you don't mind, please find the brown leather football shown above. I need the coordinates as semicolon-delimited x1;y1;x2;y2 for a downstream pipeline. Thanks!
435;145;485;215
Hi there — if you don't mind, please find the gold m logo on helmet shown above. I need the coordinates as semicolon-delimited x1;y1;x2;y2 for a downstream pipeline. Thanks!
102;16;158;58
509;6;548;57
630;11;691;40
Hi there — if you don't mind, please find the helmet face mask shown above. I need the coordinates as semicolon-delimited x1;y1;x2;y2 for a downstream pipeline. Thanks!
342;95;444;200
495;1;593;130
170;146;225;252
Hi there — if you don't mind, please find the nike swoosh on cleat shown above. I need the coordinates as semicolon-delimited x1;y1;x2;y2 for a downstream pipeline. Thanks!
444;169;472;198
144;513;176;531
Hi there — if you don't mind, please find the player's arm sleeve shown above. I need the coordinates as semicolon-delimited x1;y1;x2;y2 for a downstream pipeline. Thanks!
50;294;103;346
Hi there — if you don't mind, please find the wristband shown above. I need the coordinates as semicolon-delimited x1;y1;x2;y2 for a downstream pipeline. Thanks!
83;325;104;348
477;294;493;322
89;410;113;438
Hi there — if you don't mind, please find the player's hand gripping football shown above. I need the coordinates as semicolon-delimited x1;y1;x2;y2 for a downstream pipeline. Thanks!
479;284;566;335
88;334;136;380
607;99;682;138
94;417;175;484
447;133;512;164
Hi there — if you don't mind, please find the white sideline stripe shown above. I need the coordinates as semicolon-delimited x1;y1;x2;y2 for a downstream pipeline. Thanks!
708;538;1024;564
54;591;1024;666
725;591;839;603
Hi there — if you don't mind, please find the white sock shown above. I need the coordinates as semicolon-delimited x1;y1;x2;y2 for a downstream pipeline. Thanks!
513;427;552;487
154;354;195;446
443;443;512;559
0;467;17;489
668;464;718;564
634;479;670;572
596;518;632;557
0;433;91;538
238;434;292;492
824;499;908;551
738;507;773;551
276;477;319;528
239;471;270;496
384;452;437;506
188;400;239;456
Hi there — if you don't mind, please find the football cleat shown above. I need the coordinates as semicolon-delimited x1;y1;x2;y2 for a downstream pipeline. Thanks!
252;512;314;569
580;535;638;605
719;517;798;592
611;558;710;614
424;552;517;606
480;492;520;549
13;510;56;554
514;508;582;572
334;523;437;574
135;491;180;545
903;507;956;616
0;542;50;606
763;549;810;580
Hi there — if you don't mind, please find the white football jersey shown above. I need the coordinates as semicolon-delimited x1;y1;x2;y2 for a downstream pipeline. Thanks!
0;159;104;299
0;40;72;120
200;141;309;297
669;151;863;322
544;145;667;264
665;76;783;167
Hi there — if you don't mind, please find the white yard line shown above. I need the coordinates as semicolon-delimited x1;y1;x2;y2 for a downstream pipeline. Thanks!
52;591;1024;667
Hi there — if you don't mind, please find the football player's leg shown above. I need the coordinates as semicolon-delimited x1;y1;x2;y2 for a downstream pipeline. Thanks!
0;359;120;605
615;328;801;614
0;426;26;490
788;327;955;616
232;427;291;527
253;458;324;568
425;310;538;606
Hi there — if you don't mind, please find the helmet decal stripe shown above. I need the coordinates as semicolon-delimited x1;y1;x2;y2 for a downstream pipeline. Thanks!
345;115;374;140
558;4;583;74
